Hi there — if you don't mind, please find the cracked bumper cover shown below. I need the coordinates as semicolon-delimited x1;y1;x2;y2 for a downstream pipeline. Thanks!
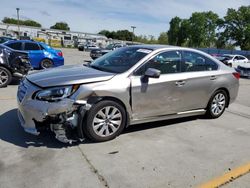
17;98;76;135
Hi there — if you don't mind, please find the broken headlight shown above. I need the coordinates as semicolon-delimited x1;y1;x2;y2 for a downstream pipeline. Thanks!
35;85;79;101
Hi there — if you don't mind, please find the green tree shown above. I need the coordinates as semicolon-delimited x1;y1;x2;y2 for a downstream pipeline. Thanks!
2;17;41;27
115;30;134;41
167;16;182;45
188;11;219;47
177;19;190;46
50;22;70;30
99;30;134;41
221;6;250;50
158;32;168;44
99;30;113;38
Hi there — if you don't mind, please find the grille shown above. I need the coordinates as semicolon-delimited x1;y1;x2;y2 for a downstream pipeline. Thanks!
18;80;28;102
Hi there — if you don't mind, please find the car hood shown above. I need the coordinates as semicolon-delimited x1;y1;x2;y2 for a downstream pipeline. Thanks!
26;64;115;88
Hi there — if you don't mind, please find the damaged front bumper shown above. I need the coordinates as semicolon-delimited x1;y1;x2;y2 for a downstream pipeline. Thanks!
17;79;90;143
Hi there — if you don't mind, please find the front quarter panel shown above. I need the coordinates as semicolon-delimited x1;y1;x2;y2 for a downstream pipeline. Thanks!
71;75;132;117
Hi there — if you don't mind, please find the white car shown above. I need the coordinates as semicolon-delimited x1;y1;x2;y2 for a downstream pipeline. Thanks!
222;54;249;68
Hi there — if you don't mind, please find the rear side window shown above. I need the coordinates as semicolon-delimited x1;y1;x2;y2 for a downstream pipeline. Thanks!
237;56;246;60
24;42;40;50
6;42;22;50
181;51;218;72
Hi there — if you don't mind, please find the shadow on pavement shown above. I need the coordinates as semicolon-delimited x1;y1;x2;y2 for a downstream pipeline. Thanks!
0;109;200;147
0;109;68;148
9;78;21;85
124;116;198;134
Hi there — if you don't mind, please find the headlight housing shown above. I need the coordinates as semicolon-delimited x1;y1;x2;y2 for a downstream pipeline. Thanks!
35;85;79;101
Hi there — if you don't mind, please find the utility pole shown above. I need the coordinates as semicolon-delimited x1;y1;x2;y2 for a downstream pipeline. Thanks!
16;8;20;39
131;26;136;43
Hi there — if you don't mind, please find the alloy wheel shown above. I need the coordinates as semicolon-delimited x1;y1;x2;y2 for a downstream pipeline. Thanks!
0;69;9;86
211;93;226;116
41;59;53;69
92;106;122;137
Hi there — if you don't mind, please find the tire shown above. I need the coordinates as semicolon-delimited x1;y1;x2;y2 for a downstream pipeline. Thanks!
40;59;53;69
83;100;126;142
0;66;12;88
206;90;228;119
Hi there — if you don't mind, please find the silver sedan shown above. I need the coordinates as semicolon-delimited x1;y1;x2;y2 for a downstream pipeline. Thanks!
17;45;239;143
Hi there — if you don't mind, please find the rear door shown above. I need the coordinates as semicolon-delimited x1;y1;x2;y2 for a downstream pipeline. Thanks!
179;50;220;111
24;42;44;68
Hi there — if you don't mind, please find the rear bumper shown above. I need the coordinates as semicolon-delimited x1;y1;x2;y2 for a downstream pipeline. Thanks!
53;58;64;67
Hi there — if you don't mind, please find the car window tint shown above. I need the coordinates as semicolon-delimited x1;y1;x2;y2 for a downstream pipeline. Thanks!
181;51;218;72
238;56;245;60
136;50;181;75
39;44;45;50
24;42;40;50
6;42;22;50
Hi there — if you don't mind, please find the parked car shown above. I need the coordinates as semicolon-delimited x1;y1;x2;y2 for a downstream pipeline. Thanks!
77;43;85;51
221;54;249;68
90;43;126;60
0;36;15;44
3;40;64;69
17;45;239;143
212;54;232;67
78;43;100;51
235;64;250;78
0;44;31;88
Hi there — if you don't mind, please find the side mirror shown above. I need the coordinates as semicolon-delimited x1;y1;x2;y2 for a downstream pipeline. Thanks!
144;68;161;78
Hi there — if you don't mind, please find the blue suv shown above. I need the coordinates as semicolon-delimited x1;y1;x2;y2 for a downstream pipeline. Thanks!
4;40;64;69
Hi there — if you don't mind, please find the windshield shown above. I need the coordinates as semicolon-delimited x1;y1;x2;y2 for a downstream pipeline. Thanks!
105;44;114;50
89;47;152;73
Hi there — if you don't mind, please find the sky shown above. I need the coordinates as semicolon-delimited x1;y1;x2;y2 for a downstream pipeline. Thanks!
1;0;249;37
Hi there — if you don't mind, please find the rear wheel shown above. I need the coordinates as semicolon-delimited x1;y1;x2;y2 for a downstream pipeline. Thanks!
40;59;53;69
0;66;12;88
83;100;126;142
206;90;228;119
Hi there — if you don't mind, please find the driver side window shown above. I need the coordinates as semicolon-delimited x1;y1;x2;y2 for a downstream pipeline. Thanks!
135;50;181;75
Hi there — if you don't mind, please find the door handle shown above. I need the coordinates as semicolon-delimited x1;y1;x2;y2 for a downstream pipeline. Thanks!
210;76;217;80
175;80;186;86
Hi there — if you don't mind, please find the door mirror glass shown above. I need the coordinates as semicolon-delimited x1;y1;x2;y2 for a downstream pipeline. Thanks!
145;68;161;78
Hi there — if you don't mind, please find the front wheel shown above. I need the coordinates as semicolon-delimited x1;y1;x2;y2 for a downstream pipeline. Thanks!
40;59;53;69
0;66;12;88
206;90;228;119
83;100;126;142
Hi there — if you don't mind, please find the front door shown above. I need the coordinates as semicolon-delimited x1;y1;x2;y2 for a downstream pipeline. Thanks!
130;50;185;120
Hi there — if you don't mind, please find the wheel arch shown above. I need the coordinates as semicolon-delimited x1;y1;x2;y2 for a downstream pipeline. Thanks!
87;96;130;127
208;87;230;108
0;64;12;73
40;58;54;68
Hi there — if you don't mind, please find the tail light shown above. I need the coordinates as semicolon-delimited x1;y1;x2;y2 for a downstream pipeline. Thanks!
232;72;240;80
57;51;63;57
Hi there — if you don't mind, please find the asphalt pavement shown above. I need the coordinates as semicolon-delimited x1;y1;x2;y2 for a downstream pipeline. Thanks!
0;48;250;188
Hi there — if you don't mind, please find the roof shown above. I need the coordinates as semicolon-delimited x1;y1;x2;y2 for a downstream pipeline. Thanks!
129;44;176;50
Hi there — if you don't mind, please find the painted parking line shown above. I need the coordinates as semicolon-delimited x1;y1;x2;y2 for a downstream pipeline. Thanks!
198;162;250;188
